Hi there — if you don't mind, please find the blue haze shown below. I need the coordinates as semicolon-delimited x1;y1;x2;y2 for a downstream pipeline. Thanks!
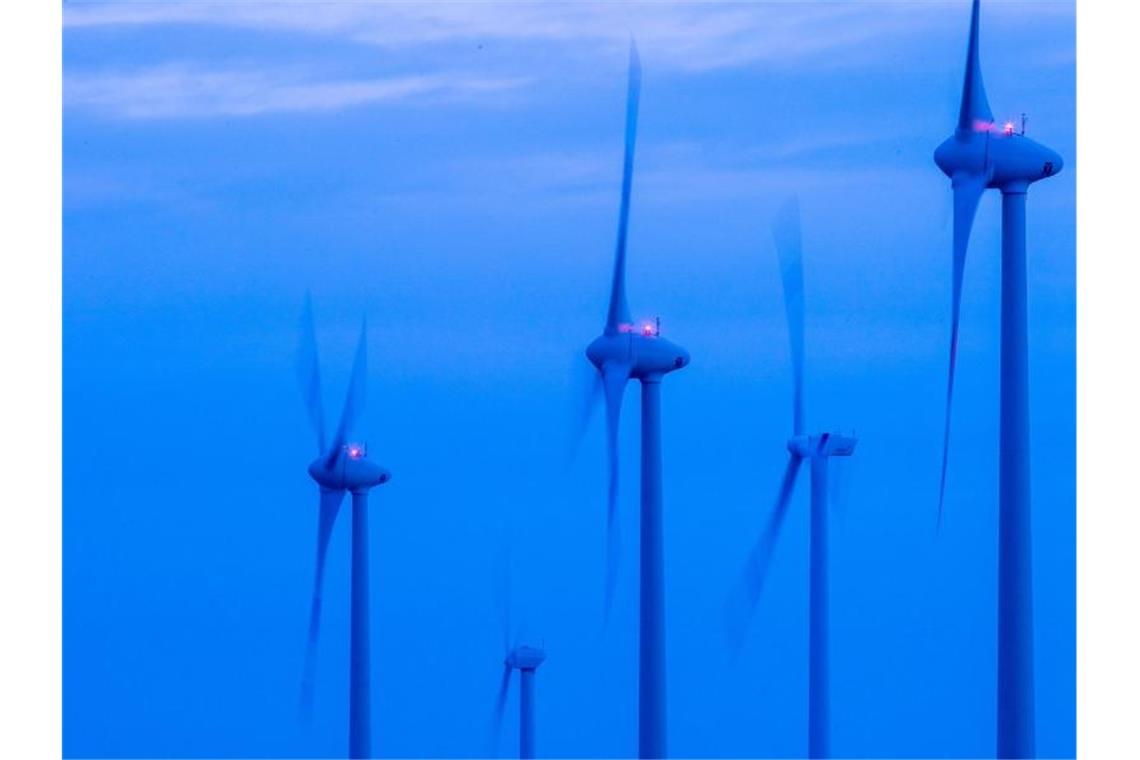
63;2;1075;758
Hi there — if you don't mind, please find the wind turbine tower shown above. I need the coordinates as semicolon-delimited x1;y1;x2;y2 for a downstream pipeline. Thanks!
730;198;855;759
297;299;390;759
506;644;546;759
490;541;547;759
580;41;690;759
933;2;1062;757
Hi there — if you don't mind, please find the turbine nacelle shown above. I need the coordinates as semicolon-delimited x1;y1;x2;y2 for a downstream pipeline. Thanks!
934;128;1063;191
586;325;690;380
505;644;547;672
308;445;392;492
787;432;858;459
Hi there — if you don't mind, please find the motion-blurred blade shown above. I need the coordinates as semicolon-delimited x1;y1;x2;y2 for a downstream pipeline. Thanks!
601;361;631;618
604;40;641;334
772;197;806;435
297;294;327;455
957;0;993;133
939;173;987;523
324;316;368;468
726;454;803;649
488;664;513;755
568;357;604;463
298;488;347;720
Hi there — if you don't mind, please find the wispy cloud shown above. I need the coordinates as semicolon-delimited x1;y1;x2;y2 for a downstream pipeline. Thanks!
63;1;965;73
63;2;1073;122
65;64;528;119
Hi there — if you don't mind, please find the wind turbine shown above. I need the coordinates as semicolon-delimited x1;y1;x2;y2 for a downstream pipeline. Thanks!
933;2;1062;757
728;198;855;760
489;544;546;759
296;296;391;760
491;642;547;759
578;41;690;759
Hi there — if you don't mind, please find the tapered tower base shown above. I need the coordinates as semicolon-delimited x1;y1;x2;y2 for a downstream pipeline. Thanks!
996;186;1035;759
639;378;667;759
349;490;372;759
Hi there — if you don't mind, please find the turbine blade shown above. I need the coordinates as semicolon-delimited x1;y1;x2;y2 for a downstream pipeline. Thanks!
297;294;327;455
939;173;988;523
726;454;803;650
601;361;631;619
957;0;994;133
488;664;513;756
298;488;347;720
325;316;368;468
604;40;641;333
568;357;604;463
772;197;806;436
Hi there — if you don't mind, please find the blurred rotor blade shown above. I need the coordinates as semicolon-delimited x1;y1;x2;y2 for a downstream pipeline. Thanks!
604;40;641;333
298;488;347;720
297;294;327;455
938;172;987;524
726;454;803;650
772;197;806;436
325;316;368;468
957;0;994;133
488;664;513;756
601;361;631;619
568;357;604;463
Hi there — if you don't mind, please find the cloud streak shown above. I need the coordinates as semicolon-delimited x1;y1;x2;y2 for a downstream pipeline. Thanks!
63;2;1073;121
63;1;970;72
65;64;528;119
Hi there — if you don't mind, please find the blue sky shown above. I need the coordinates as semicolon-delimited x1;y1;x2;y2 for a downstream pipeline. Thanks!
63;2;1075;757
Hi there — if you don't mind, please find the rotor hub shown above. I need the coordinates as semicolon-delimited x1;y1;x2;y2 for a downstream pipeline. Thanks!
935;128;1062;190
309;448;391;492
505;644;547;671
787;432;858;459
586;329;690;379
